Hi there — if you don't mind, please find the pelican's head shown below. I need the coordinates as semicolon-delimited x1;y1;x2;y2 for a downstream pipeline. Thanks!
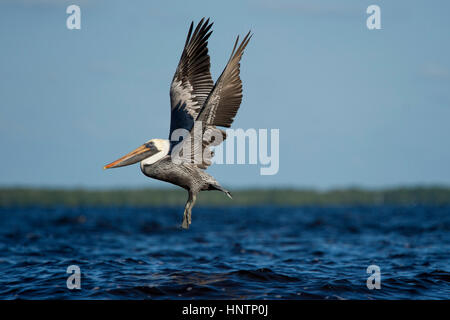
104;139;170;169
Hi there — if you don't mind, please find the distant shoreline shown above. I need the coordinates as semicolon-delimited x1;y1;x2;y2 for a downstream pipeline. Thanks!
1;186;450;206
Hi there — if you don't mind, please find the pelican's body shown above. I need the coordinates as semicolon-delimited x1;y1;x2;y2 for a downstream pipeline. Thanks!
141;154;223;194
104;19;251;228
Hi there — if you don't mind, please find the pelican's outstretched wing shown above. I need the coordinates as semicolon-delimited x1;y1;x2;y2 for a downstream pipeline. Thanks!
197;31;252;129
174;32;252;169
169;18;214;146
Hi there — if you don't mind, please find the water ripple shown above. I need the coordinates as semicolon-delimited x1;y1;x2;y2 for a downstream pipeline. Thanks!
0;205;449;299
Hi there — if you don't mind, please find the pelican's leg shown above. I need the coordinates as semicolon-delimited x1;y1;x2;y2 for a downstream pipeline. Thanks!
187;193;197;225
181;191;193;229
181;206;190;229
181;191;197;229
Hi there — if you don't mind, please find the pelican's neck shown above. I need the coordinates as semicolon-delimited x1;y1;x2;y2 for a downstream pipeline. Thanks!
140;139;170;169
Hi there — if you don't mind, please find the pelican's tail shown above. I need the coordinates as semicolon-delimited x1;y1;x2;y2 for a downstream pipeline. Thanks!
210;184;232;199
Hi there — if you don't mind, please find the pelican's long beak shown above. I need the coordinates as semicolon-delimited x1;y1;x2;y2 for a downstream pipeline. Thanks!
104;143;153;169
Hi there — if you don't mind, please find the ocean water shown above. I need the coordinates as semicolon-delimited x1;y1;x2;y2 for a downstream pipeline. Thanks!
0;205;449;299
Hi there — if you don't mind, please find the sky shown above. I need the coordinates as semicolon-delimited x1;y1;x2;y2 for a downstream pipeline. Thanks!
0;0;449;190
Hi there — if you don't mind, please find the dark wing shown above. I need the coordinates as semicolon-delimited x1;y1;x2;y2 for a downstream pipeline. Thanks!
197;31;252;128
172;32;252;169
169;18;214;146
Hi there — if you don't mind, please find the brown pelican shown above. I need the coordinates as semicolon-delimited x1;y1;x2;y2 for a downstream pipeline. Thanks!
104;18;251;229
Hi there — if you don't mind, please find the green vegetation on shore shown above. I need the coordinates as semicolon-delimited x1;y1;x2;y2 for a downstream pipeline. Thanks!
1;186;450;207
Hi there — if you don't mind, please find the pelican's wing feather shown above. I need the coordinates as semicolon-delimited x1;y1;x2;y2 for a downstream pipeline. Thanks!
169;18;214;145
197;31;252;129
174;32;252;169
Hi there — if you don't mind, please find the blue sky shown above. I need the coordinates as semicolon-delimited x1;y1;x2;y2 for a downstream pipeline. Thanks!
0;0;449;189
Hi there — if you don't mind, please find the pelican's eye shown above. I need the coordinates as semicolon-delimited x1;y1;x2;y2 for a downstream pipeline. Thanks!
145;141;155;149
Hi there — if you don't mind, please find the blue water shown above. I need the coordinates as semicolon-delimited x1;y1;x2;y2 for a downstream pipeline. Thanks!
0;205;449;299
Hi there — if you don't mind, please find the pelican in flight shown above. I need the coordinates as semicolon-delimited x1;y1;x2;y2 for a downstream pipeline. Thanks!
104;18;251;228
